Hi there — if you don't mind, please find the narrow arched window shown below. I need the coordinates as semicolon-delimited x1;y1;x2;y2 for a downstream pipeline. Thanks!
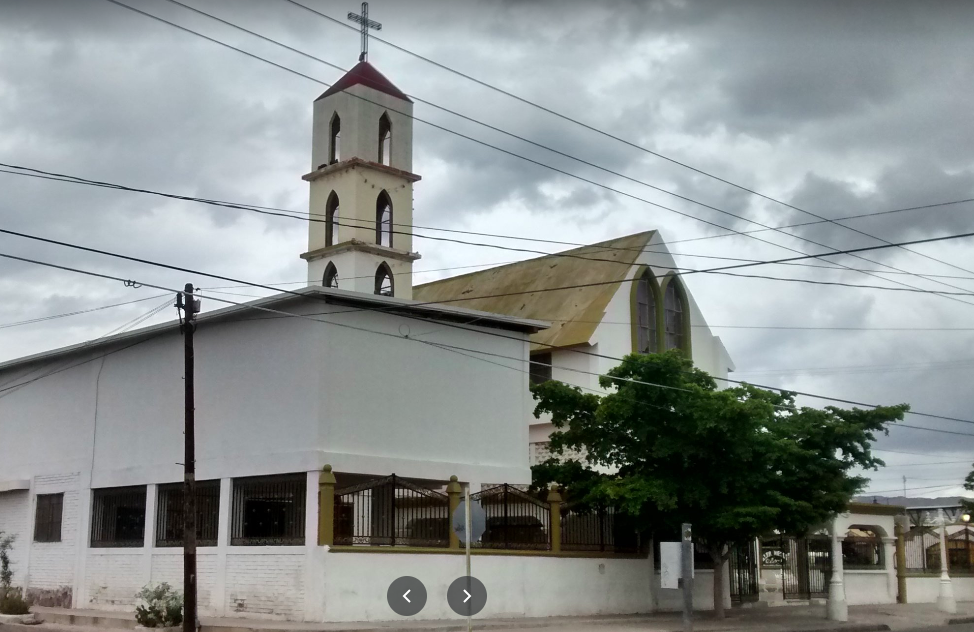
325;191;340;247
329;113;341;164
375;263;394;296
323;262;339;289
664;279;687;351
376;191;392;247
378;113;392;166
635;270;657;353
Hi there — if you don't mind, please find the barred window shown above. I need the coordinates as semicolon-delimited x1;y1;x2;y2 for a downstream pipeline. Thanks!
91;486;146;548
231;474;306;546
529;352;552;386
34;493;63;543
155;481;221;548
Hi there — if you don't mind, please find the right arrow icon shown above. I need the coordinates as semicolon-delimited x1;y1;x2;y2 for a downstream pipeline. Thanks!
463;589;471;603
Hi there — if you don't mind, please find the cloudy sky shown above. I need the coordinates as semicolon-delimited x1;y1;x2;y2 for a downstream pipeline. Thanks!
2;0;973;499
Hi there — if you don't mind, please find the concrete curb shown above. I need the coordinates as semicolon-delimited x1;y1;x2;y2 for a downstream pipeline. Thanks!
949;615;974;625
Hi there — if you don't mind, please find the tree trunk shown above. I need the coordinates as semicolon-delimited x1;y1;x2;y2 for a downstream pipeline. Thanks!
712;547;726;619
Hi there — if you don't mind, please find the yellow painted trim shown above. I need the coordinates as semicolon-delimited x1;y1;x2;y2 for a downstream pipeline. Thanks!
318;465;336;546
446;475;462;550
327;546;641;559
629;265;661;354
659;273;692;358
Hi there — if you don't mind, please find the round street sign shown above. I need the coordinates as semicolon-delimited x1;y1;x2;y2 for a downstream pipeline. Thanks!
451;498;487;543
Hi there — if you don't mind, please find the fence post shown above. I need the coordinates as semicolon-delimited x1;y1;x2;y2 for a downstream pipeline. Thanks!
447;475;462;550
318;464;336;546
547;484;562;553
895;520;907;603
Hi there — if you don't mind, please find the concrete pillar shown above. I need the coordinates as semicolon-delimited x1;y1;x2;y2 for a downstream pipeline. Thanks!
894;521;907;604
213;478;231;617
882;536;897;603
317;466;336;546
827;519;847;621
546;485;562;554
142;484;156;587
937;508;957;614
446;476;461;550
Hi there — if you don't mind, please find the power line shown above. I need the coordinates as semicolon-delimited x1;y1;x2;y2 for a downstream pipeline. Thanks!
99;0;974;308
0;235;974;437
865;483;963;495
9;165;974;277
9;163;974;293
0;293;168;330
281;0;974;284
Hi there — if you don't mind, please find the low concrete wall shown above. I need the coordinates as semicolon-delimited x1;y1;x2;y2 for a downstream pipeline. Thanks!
844;570;895;605
316;550;654;622
906;575;974;603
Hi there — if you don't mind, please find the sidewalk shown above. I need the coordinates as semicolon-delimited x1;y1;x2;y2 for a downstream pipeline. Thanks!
23;602;974;632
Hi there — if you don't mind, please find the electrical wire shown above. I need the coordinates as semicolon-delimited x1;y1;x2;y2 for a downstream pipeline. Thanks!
5;244;974;438
98;0;974;308
279;0;974;283
0;293;168;330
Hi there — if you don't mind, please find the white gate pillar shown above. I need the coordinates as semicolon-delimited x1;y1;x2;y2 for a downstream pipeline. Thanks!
827;519;847;621
937;508;957;614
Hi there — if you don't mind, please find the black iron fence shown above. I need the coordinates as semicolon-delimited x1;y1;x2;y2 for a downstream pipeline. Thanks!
842;536;884;569
334;475;451;547
330;475;639;554
761;535;832;600
903;527;974;574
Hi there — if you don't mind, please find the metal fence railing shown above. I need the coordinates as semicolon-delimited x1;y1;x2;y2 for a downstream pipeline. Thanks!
155;480;221;547
561;504;638;554
231;473;306;546
334;475;451;547
90;486;147;548
903;528;974;574
843;536;884;569
328;475;640;554
473;484;550;550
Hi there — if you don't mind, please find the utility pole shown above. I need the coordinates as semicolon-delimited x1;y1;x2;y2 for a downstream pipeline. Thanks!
681;523;693;632
176;284;199;632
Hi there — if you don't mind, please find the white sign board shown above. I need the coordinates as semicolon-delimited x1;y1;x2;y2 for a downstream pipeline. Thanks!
659;542;682;589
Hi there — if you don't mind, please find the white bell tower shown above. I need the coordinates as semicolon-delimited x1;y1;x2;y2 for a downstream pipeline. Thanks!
301;61;421;299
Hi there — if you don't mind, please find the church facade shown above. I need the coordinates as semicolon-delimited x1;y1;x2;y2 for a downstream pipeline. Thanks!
0;59;741;622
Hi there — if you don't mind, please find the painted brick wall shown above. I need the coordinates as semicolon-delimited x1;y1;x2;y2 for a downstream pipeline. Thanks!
28;473;80;606
85;553;143;607
150;553;219;614
225;554;305;620
0;489;30;587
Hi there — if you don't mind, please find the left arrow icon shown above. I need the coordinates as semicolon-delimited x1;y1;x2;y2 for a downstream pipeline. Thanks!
403;590;411;603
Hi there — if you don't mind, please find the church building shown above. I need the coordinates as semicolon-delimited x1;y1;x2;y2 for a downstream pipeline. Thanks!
0;55;736;622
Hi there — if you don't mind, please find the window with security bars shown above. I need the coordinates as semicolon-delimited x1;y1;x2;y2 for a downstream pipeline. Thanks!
231;474;306;546
155;481;221;547
34;493;63;543
529;352;552;386
91;486;146;547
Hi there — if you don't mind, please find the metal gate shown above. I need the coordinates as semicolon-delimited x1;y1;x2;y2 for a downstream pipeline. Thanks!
729;540;759;603
770;536;831;600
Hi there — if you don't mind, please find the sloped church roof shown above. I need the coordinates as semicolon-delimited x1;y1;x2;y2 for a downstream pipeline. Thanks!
414;231;656;350
316;61;412;102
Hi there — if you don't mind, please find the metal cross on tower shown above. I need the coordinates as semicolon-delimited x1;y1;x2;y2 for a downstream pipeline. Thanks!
347;2;382;62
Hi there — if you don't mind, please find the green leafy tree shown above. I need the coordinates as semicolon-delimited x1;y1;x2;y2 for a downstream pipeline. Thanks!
531;350;907;618
963;469;974;513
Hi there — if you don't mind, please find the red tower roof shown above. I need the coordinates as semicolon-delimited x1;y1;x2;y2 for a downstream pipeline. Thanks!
315;61;412;103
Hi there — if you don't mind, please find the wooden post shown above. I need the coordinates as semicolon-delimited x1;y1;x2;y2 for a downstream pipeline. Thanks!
447;475;462;550
895;520;907;603
547;484;562;554
318;465;336;546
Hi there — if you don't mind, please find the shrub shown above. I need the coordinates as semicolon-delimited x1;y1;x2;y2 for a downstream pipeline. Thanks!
0;590;30;616
134;583;183;628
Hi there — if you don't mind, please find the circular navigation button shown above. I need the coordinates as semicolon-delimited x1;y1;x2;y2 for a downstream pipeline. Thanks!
447;575;487;617
387;576;427;616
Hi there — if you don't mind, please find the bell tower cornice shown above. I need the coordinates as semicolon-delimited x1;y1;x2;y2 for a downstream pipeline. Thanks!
303;157;421;184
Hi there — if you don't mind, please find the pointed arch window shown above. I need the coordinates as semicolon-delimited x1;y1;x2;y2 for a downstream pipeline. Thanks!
634;269;658;353
664;278;689;352
323;262;339;289
376;191;392;247
375;263;394;297
325;191;340;247
329;113;341;164
378;113;392;166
